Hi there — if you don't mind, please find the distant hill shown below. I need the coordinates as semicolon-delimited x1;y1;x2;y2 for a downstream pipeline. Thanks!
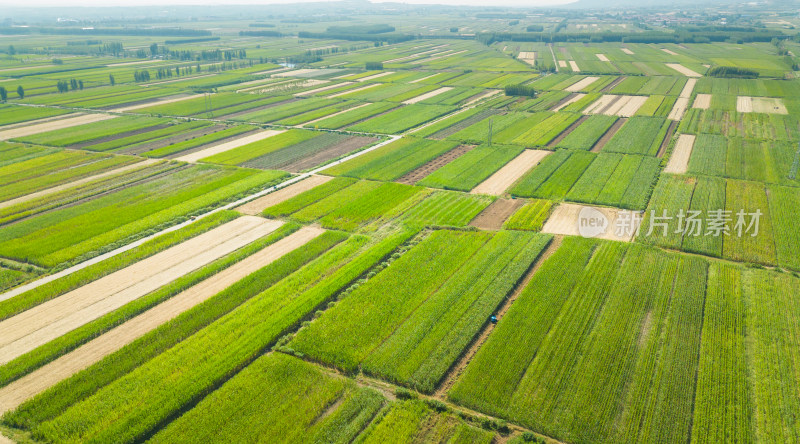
569;0;788;8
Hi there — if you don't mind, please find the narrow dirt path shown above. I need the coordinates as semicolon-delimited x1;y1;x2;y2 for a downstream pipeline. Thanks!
601;76;626;93
548;116;588;148
591;117;627;153
468;198;525;230
396;145;474;185
434;236;563;399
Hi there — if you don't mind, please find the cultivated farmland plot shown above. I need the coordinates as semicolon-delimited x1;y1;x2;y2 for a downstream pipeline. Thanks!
1;10;800;444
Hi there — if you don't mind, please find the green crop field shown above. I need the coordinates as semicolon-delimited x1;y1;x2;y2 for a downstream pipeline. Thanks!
602;116;670;156
418;144;524;191
326;137;459;181
0;5;799;443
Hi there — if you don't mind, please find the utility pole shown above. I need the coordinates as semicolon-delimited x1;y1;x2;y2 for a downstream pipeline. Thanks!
487;118;493;147
204;92;213;118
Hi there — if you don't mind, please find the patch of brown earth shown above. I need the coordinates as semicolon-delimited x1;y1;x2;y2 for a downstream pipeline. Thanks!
396;145;475;185
283;136;380;173
591;117;627;153
601;76;627;92
163;129;261;159
119;125;231;155
548;115;588;148
657;120;678;158
468;198;525;230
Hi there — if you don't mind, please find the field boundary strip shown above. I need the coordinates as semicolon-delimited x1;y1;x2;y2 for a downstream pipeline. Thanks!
541;203;640;242
0;217;284;365
235;175;333;215
664;134;696;174
110;94;203;113
174;129;285;163
0;159;160;211
0;225;325;415
471;150;551;196
0;113;117;141
0;135;401;303
0;112;82;131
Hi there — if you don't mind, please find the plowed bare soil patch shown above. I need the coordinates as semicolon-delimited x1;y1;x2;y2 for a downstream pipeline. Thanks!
693;94;711;109
601;76;626;92
0;113;81;131
0;217;282;365
0;225;323;415
110;94;199;112
402;87;453;105
617;95;648;117
666;63;701;77
396;145;474;185
236;175;333;215
283;136;379;173
664;134;695;173
472;150;551;196
328;83;380;98
550;93;584;112
591;117;626;152
541;203;638;242
657;121;678;158
356;71;395;82
0;113;117;141
469;198;524;230
668;97;690;121
175;130;284;163
679;78;697;98
737;96;787;114
584;94;620;115
566;76;599;92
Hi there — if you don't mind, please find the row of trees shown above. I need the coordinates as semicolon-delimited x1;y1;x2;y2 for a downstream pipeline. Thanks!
155;65;196;79
56;79;84;92
707;66;760;78
504;84;537;97
0;86;23;101
133;70;151;82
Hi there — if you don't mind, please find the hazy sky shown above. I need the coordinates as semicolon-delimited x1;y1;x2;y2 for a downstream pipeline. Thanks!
0;0;576;6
